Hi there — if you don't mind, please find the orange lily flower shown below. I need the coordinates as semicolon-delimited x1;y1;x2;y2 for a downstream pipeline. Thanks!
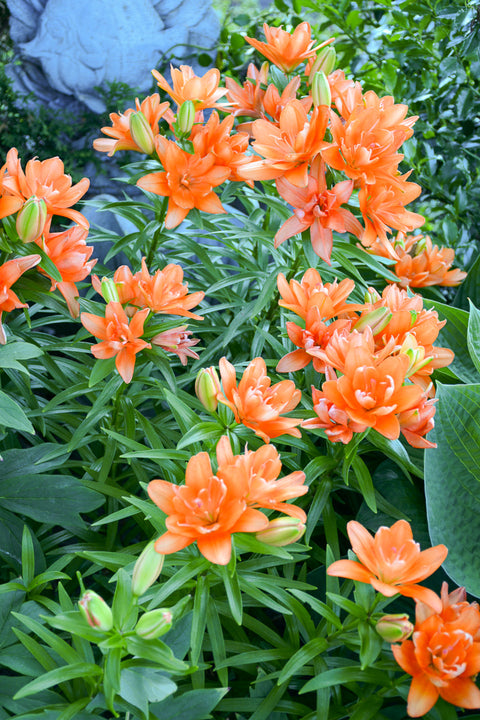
322;92;416;184
277;269;358;321
151;65;227;110
137;135;230;228
321;350;423;440
190;112;256;184
392;583;480;717
80;302;151;383
327;519;448;612
368;232;467;288
93;259;204;319
302;385;367;444
148;444;269;565
38;223;97;318
328;69;363;121
261;77;312;124
274;157;363;262
358;174;424;252
217;357;302;443
225;62;268;120
0;148;89;229
93;94;170;156
216;436;308;521
151;325;200;365
0;254;41;343
245;22;328;73
238;101;329;187
398;395;437;449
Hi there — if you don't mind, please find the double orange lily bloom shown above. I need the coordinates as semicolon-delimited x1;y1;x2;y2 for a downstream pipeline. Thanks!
0;254;41;343
245;22;328;73
148;436;307;565
218;357;302;443
152;65;227;110
392;583;480;717
327;520;448;612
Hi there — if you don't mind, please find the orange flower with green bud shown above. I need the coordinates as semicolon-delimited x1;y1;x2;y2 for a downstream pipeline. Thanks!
0;254;41;343
245;22;331;74
217;356;302;443
277;269;358;321
152;65;227;110
327;520;448;612
80;302;151;383
150;326;200;366
392;583;480;717
0;148;89;229
93;94;170;156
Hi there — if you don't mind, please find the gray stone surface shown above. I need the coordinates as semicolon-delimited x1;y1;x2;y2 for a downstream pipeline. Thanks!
7;0;221;113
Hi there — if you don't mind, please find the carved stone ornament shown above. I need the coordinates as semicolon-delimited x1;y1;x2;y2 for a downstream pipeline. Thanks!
7;0;221;113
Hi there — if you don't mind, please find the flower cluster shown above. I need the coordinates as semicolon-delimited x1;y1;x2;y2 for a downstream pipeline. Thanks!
0;149;95;332
148;435;308;564
277;268;453;446
327;520;480;717
80;258;203;382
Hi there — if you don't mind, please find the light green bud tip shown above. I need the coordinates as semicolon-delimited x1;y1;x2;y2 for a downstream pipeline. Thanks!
129;110;155;155
132;540;165;597
78;590;113;632
135;608;173;639
16;196;47;243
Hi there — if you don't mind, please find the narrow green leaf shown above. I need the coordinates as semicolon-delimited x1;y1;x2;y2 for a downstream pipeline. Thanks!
277;637;328;685
300;666;389;693
13;662;102;699
467;300;480;375
0;390;34;434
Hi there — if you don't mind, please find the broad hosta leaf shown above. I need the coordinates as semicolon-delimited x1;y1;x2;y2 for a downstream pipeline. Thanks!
119;667;176;719
425;382;480;596
424;299;480;383
467;300;480;375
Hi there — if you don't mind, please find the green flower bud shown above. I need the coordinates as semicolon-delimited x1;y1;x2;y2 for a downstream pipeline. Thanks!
376;613;414;643
311;72;331;108
353;307;392;335
309;46;336;78
135;608;172;639
364;287;381;303
16;196;47;243
131;540;164;597
195;366;221;412
256;517;306;547
129;110;155;155
78;590;113;632
100;277;120;304
177;101;195;136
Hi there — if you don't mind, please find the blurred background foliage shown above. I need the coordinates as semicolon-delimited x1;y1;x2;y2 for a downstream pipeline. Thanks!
1;0;479;263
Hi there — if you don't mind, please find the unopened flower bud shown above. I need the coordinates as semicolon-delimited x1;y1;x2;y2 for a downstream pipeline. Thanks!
353;307;392;335
309;46;336;78
364;287;381;303
376;613;414;643
135;608;172;639
177;100;195;135
132;540;164;597
411;236;427;256
256;517;306;547
100;277;120;304
129;110;155;155
311;72;331;107
78;590;113;632
399;334;432;377
195;366;221;412
16;196;47;243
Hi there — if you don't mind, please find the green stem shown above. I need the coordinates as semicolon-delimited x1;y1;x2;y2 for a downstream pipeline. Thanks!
146;196;169;267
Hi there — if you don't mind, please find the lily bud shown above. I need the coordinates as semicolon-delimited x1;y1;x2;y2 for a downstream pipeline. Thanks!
195;366;221;412
364;287;381;303
78;590;113;632
376;613;414;643
309;46;336;78
411;235;427;256
135;608;172;639
100;277;120;304
16;196;47;243
399;334;432;377
177;100;195;135
353;307;392;335
256;517;306;547
132;540;164;597
129;110;155;155
311;71;331;108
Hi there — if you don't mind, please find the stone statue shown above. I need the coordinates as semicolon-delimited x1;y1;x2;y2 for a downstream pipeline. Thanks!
7;0;221;113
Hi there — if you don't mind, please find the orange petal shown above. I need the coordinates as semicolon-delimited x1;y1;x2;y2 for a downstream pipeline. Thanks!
407;674;438;717
197;533;233;565
154;531;193;554
326;559;373;583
